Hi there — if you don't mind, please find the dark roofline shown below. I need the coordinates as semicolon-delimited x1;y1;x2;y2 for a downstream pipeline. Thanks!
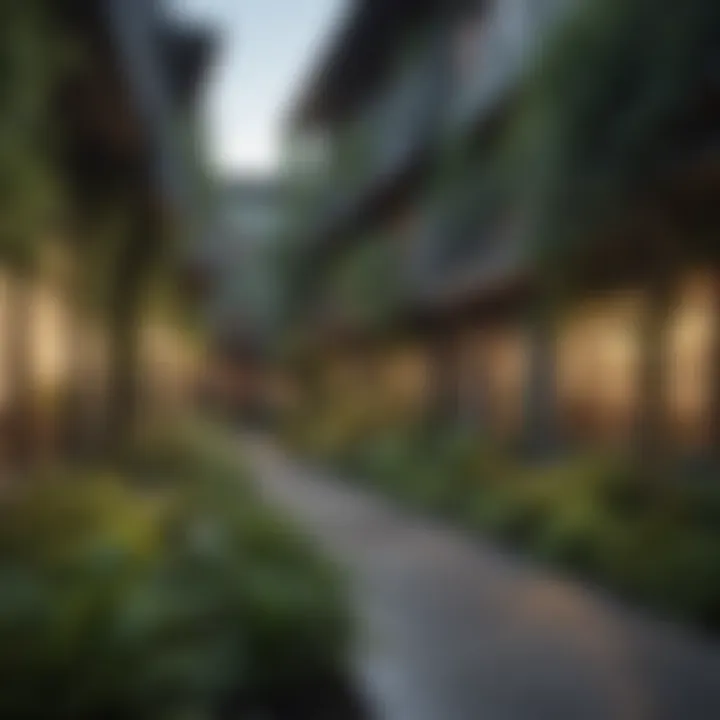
159;23;217;109
288;0;449;130
286;1;367;129
57;0;216;109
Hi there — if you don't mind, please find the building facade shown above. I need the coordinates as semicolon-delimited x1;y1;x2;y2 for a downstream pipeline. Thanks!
199;179;287;422
282;0;720;456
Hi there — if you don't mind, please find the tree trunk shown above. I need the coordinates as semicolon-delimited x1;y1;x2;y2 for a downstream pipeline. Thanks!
61;259;93;459
108;293;140;451
106;196;157;454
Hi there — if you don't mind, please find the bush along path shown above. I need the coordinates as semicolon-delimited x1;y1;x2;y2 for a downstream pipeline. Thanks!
284;421;720;634
0;429;366;720
245;434;720;720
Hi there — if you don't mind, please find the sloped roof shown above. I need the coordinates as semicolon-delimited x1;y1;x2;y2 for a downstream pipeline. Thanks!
289;0;448;128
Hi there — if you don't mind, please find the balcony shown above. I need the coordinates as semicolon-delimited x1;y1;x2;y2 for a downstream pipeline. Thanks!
403;162;527;313
295;33;449;252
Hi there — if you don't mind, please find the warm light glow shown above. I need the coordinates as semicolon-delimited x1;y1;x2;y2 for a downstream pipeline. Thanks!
485;328;528;435
32;284;69;392
558;293;643;442
667;273;715;444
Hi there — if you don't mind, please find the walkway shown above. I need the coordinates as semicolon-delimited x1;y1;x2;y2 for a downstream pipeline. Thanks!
243;437;720;720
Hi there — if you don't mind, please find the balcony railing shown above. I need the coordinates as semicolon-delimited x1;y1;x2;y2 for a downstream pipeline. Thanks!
291;0;579;252
295;34;449;249
402;159;523;309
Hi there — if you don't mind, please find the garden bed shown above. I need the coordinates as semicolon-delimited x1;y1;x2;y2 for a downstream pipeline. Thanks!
287;419;720;632
0;429;364;720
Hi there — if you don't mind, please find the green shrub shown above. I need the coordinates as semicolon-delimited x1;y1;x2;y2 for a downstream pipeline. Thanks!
473;483;553;546
534;500;621;576
285;410;720;629
0;439;350;720
677;481;720;533
597;519;720;625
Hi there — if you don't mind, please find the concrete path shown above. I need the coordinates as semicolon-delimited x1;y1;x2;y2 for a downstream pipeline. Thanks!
243;437;720;720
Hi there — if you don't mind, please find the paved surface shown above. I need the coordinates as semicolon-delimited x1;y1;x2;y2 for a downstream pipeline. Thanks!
243;437;720;720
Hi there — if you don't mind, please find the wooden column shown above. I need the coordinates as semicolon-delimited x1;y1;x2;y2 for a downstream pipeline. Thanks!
523;307;560;458
634;271;675;473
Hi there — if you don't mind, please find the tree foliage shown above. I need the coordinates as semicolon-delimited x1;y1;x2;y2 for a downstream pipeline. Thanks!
512;0;720;271
0;0;65;267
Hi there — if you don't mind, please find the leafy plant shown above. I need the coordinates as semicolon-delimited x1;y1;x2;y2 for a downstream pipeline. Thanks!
292;412;720;630
0;437;352;719
511;0;720;271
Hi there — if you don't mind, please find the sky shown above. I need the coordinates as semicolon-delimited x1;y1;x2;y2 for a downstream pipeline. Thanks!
169;0;348;177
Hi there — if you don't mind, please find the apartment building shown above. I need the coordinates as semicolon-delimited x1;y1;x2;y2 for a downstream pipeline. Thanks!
284;0;720;454
199;178;287;422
